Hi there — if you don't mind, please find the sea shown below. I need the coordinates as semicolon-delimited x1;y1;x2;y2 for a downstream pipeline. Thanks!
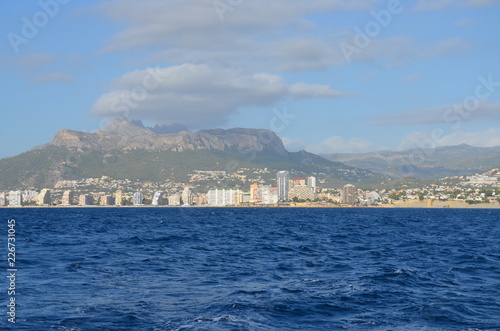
1;207;500;331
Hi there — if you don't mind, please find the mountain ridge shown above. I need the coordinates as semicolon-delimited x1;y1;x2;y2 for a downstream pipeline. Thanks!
49;119;288;155
322;144;500;179
0;119;386;190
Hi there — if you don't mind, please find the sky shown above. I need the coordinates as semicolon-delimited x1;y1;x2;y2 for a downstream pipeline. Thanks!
1;0;500;159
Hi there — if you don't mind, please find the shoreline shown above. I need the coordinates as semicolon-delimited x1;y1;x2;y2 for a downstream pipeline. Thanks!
2;200;500;209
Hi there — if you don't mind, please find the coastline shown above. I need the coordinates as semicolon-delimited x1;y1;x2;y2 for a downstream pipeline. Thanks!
2;199;500;209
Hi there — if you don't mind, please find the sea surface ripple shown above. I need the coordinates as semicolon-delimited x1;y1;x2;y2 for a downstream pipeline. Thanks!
2;208;500;330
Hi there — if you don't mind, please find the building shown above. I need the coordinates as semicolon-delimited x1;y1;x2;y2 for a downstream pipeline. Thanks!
341;184;356;204
79;194;93;206
61;190;74;206
207;189;239;206
196;193;208;206
115;190;123;206
235;191;251;205
277;171;290;201
364;191;381;204
133;192;144;206
152;191;164;206
0;192;5;206
288;185;315;201
36;189;51;206
167;193;181;206
8;191;23;207
307;176;317;191
181;188;193;205
249;183;260;203
100;195;115;206
22;190;38;203
260;185;279;205
293;178;306;186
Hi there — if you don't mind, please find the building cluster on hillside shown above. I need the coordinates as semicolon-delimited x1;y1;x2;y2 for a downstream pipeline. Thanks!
1;168;499;207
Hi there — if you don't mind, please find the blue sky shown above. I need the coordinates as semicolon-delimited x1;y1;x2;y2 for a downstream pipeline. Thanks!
1;0;500;158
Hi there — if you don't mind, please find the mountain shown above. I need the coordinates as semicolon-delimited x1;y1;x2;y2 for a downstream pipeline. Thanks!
0;119;387;190
322;144;500;179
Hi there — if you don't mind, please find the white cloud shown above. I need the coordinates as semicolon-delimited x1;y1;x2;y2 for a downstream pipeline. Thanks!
281;137;307;152
414;0;500;11
373;101;500;126
399;128;500;150
455;18;474;27
89;0;464;72
90;64;348;128
402;73;421;83
31;72;74;84
346;36;468;65
464;0;500;7
305;136;380;154
289;83;350;98
92;0;375;54
414;0;454;11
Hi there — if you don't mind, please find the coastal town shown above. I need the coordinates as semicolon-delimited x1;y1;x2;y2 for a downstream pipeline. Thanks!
1;168;499;208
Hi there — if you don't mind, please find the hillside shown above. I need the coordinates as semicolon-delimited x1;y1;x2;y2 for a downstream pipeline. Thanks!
322;144;500;180
0;120;387;190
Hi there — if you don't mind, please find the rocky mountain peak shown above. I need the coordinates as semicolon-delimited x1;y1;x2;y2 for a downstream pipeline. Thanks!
96;118;153;136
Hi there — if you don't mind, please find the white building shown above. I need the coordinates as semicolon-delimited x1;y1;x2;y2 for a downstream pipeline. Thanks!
8;191;23;207
133;192;144;206
152;191;163;206
207;189;240;206
260;185;279;205
277;171;290;201
182;188;193;205
307;176;317;191
168;193;181;206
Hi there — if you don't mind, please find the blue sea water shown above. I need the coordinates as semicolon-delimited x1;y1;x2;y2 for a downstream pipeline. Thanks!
1;207;500;330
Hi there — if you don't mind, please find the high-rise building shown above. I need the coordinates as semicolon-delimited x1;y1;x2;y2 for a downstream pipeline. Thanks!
277;171;290;201
250;183;259;203
133;192;144;206
181;188;193;205
79;194;93;206
207;189;239;206
341;184;356;204
260;185;279;205
61;190;74;206
307;176;317;191
196;193;207;206
152;191;164;206
8;191;23;207
22;190;38;203
115;190;123;206
100;195;115;206
36;189;51;206
167;193;181;206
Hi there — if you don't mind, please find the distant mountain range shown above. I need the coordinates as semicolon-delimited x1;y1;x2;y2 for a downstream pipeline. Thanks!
321;144;500;180
0;119;385;190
